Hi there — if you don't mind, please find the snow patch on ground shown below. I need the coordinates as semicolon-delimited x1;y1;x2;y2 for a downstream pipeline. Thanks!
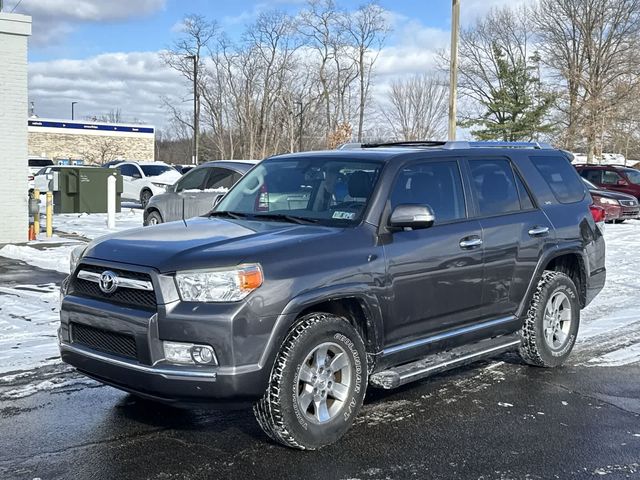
0;244;77;274
0;284;61;375
53;208;143;240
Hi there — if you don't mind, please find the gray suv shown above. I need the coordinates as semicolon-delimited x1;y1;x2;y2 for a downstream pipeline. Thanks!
59;141;606;450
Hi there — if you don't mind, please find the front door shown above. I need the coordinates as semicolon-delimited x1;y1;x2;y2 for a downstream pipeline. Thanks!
382;159;485;348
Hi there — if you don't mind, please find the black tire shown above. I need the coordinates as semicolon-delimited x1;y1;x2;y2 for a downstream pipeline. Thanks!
145;210;163;226
254;313;367;450
519;271;580;367
140;189;152;208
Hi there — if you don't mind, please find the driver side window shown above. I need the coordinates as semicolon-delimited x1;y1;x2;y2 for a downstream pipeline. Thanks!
175;167;209;192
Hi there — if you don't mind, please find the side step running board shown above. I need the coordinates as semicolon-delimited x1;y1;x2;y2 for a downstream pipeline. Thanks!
369;334;521;389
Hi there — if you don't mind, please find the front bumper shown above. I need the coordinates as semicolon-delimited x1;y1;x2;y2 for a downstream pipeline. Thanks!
59;259;286;404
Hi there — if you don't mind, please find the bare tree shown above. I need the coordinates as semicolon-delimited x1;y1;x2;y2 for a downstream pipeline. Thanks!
536;0;640;161
342;2;389;142
381;74;448;141
161;14;218;161
82;138;123;165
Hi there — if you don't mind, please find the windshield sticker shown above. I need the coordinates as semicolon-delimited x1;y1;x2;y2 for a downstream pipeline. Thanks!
332;211;356;220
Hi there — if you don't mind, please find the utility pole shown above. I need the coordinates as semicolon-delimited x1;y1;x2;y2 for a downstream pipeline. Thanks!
295;100;305;152
447;0;460;141
186;55;199;165
71;101;78;120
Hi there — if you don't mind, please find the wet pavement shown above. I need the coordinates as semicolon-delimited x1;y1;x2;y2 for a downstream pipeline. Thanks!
1;354;639;480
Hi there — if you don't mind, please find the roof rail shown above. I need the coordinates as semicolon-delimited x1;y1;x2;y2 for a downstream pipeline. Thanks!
359;140;553;150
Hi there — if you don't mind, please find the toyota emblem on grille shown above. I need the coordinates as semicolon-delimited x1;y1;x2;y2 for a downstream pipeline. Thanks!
99;270;119;294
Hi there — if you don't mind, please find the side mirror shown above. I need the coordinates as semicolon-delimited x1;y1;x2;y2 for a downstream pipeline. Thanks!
617;178;628;186
389;204;435;229
213;193;224;207
132;173;142;179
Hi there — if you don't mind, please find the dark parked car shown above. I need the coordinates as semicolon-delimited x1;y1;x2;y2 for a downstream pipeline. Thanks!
575;163;640;200
583;178;639;223
60;141;605;450
143;160;258;225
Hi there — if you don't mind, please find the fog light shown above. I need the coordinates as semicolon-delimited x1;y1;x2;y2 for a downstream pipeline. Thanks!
163;341;218;366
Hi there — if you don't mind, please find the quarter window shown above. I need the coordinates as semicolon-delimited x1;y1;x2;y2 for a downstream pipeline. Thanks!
531;156;586;204
469;159;521;216
390;161;466;223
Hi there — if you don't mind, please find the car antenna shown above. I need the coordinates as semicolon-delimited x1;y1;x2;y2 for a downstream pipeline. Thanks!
182;196;187;227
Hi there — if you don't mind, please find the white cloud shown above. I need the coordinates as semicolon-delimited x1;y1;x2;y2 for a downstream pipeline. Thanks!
9;0;166;46
28;51;186;127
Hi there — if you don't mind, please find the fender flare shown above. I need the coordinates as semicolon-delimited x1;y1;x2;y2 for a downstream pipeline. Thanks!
257;283;385;371
517;244;588;319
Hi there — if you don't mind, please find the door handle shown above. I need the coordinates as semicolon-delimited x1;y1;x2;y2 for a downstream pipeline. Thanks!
528;226;550;237
459;236;483;249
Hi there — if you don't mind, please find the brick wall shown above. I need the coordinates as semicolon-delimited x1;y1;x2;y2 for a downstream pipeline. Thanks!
0;13;32;243
28;132;155;164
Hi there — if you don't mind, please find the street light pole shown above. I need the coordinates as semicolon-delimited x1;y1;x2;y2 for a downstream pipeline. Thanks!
186;55;199;165
447;0;460;141
71;101;78;120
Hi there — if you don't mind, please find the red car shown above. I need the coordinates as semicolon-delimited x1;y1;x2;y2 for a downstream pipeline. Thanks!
575;164;640;200
583;178;639;223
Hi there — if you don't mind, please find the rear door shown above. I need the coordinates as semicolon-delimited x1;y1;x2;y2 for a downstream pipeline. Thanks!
382;159;485;348
465;157;553;318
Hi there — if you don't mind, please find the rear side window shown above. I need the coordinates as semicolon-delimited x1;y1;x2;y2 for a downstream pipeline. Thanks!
601;170;622;185
531;156;586;204
580;169;602;184
29;159;53;167
390;161;466;223
176;167;209;192
205;168;237;190
469;159;521;217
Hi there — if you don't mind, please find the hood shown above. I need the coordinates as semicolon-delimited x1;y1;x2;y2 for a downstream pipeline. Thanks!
83;217;341;272
589;188;638;202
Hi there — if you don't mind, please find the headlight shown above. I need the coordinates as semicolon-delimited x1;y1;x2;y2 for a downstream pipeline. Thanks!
151;182;168;190
175;264;263;302
598;197;618;205
69;245;87;273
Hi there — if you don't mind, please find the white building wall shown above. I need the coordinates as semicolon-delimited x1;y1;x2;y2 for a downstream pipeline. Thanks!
0;13;32;243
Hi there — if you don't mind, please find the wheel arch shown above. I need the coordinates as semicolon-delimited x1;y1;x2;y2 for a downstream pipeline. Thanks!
518;247;588;319
143;207;163;225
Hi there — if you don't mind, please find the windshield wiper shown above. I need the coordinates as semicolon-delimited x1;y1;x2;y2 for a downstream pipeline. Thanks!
251;213;320;225
208;211;249;219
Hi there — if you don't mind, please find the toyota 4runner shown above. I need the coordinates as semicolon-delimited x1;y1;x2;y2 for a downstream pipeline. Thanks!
59;141;606;450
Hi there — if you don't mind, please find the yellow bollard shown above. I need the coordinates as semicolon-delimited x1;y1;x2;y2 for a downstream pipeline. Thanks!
33;189;40;235
46;191;53;238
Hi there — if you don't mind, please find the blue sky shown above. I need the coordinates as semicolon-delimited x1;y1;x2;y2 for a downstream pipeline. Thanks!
21;0;454;61
5;0;526;126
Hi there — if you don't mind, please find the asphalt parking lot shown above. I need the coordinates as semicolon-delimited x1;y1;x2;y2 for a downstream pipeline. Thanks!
1;352;639;480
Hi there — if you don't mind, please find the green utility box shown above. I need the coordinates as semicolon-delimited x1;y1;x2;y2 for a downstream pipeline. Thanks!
51;168;123;214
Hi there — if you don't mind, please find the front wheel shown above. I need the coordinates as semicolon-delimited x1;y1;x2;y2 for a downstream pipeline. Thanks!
254;313;367;450
145;211;163;226
519;271;580;367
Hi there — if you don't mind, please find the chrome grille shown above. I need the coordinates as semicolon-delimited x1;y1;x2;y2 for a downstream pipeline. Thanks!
70;264;156;309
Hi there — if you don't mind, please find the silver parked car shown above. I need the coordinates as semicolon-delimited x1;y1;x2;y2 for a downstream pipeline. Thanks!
143;160;258;225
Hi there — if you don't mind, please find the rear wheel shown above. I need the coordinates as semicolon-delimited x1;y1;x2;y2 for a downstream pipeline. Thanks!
140;189;152;208
254;313;367;450
519;271;580;367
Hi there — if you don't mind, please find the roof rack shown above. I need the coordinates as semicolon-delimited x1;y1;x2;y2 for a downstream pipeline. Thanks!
360;140;553;150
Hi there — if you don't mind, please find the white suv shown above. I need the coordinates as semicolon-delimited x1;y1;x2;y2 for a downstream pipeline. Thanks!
110;161;181;207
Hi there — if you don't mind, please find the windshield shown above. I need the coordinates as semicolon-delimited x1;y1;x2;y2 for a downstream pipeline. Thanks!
140;165;174;177
214;156;384;226
623;168;640;185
